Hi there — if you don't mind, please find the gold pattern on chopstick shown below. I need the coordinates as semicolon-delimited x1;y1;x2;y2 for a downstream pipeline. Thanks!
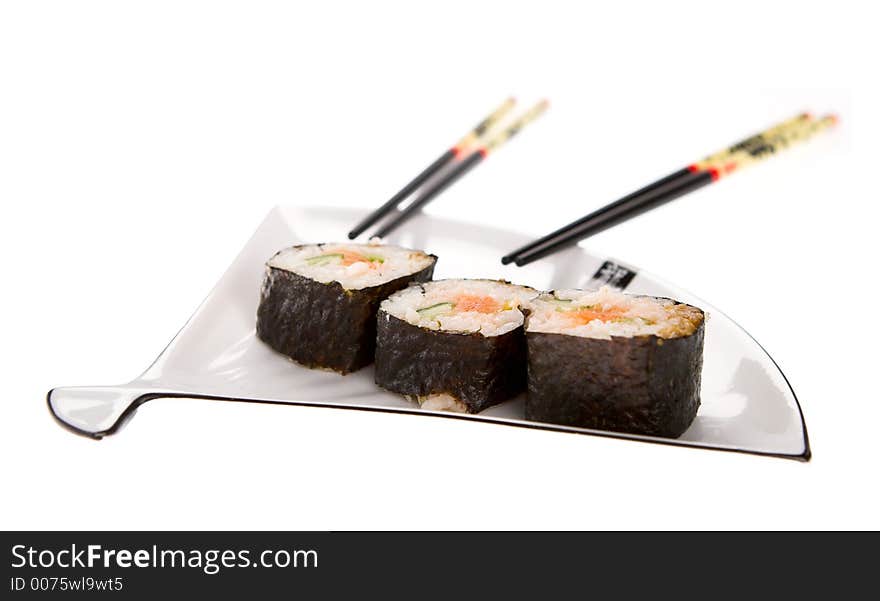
690;112;812;172
707;114;837;178
454;97;517;154
483;100;549;154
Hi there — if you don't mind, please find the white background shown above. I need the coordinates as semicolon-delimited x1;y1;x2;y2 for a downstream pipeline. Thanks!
1;1;877;529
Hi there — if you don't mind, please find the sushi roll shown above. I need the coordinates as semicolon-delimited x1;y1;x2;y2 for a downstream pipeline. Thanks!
375;279;538;413
525;286;705;438
256;242;436;374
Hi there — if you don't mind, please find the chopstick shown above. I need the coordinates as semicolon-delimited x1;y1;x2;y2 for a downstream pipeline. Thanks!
506;114;836;267
371;100;549;240
500;112;812;265
347;97;516;239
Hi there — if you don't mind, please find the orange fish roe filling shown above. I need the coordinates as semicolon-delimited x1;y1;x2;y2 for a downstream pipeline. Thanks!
327;251;383;268
339;251;367;266
568;306;627;325
452;294;502;314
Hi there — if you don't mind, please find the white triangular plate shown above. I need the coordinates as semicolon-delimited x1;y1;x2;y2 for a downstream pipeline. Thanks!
48;206;810;460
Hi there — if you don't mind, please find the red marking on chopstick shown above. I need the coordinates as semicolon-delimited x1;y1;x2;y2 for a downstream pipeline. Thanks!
708;167;721;181
715;163;737;178
687;164;700;173
478;148;489;158
451;146;464;158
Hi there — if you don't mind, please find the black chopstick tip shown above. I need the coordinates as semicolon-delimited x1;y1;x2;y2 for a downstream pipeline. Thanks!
500;255;515;265
346;230;358;240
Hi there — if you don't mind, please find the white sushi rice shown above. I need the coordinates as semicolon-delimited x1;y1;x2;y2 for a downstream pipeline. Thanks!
526;286;704;340
267;242;435;290
381;279;538;337
413;393;469;413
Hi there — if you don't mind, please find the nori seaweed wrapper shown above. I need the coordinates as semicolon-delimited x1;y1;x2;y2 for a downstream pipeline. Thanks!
525;304;704;438
256;246;436;374
374;312;527;413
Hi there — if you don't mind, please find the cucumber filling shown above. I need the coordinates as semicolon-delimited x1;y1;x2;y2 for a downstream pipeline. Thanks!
306;253;344;266
417;302;455;320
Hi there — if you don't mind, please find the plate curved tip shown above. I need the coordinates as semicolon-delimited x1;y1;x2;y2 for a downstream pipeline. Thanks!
46;386;156;440
46;388;105;440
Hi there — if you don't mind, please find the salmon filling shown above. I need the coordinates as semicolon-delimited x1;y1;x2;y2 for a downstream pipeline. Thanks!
339;251;379;266
526;286;704;340
268;242;435;291
382;279;539;337
452;294;503;314
567;306;627;325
